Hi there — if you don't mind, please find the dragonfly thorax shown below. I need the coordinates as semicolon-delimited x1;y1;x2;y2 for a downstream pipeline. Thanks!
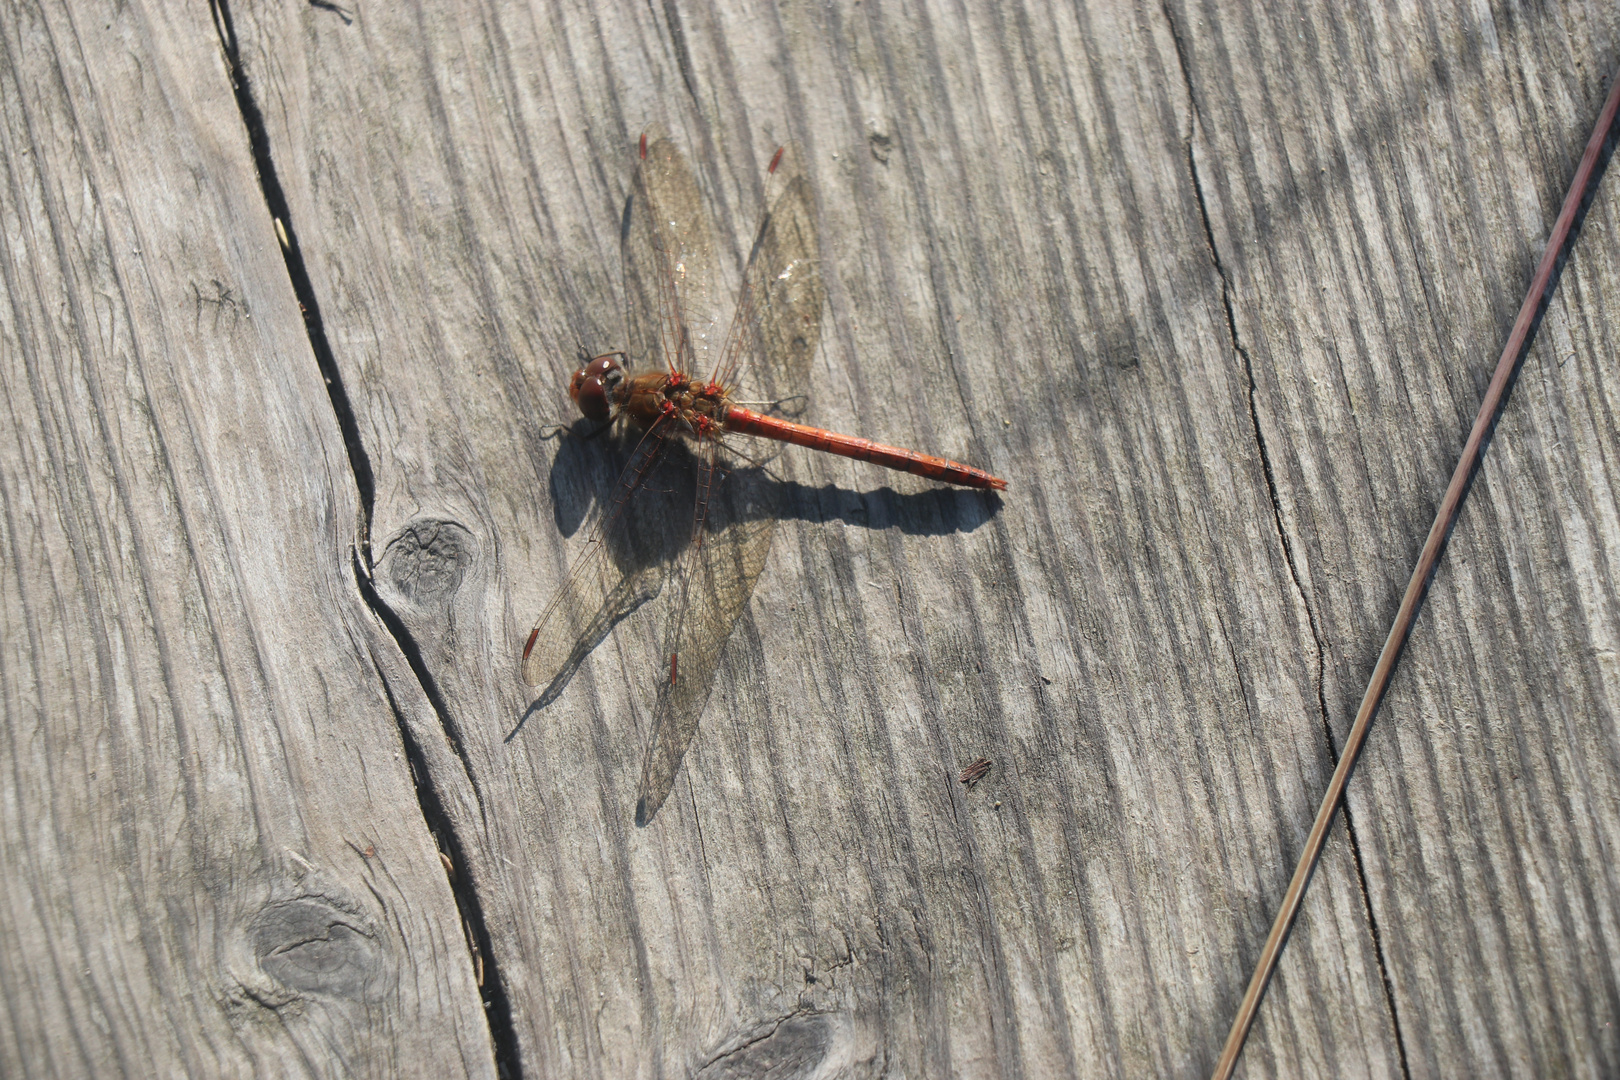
570;353;731;438
619;370;731;439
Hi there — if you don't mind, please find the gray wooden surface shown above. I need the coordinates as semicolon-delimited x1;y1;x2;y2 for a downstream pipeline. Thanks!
3;0;1618;1077
0;0;494;1076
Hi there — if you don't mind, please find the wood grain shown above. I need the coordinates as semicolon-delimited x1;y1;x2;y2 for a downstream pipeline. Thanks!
1180;3;1620;1074
0;1;493;1076
4;0;1618;1076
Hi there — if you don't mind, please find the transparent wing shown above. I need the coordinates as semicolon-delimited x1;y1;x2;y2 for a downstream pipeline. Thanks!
526;123;721;702
624;125;722;378
633;439;719;824
521;422;672;693
708;142;825;399
632;143;827;826
634;441;779;826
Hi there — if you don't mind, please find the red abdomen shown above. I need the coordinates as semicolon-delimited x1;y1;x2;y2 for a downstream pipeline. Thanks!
724;407;1006;490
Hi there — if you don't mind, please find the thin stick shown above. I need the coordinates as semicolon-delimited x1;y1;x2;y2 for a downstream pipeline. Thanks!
1212;68;1620;1080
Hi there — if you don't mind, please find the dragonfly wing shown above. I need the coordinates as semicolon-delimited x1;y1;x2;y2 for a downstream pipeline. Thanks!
634;444;778;826
624;125;722;377
523;558;665;705
709;143;825;399
521;425;672;692
632;141;826;826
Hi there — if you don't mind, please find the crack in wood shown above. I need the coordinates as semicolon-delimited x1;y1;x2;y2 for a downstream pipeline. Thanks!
1163;6;1412;1075
207;0;516;1072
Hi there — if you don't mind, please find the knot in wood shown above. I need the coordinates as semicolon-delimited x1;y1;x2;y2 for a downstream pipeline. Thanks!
383;520;474;610
250;898;385;1002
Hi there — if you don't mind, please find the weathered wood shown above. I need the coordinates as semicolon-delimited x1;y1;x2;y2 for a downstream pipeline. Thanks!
1180;5;1620;1075
241;0;1620;1075
0;1;493;1076
6;0;1619;1077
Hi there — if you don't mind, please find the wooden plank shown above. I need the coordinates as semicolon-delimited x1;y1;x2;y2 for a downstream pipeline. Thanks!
217;0;1544;1075
1179;3;1620;1076
0;1;494;1076
0;0;1575;1075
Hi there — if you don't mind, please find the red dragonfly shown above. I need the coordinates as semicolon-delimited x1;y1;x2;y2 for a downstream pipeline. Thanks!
522;126;1005;826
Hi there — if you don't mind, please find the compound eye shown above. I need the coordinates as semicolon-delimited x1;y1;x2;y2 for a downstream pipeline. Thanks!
573;376;611;421
584;354;622;381
569;354;624;421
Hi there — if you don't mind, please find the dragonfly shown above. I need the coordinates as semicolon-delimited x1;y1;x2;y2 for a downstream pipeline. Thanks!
522;125;1006;826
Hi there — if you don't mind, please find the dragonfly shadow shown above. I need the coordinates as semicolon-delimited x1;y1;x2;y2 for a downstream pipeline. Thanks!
543;420;1003;541
509;430;1003;743
767;478;1003;537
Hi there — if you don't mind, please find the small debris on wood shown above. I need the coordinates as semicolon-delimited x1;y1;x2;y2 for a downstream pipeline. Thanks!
959;757;992;788
464;916;484;987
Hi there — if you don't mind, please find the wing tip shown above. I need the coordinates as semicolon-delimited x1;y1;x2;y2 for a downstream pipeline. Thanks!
520;627;543;685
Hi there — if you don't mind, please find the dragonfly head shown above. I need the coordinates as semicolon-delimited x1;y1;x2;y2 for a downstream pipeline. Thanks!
569;352;626;422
